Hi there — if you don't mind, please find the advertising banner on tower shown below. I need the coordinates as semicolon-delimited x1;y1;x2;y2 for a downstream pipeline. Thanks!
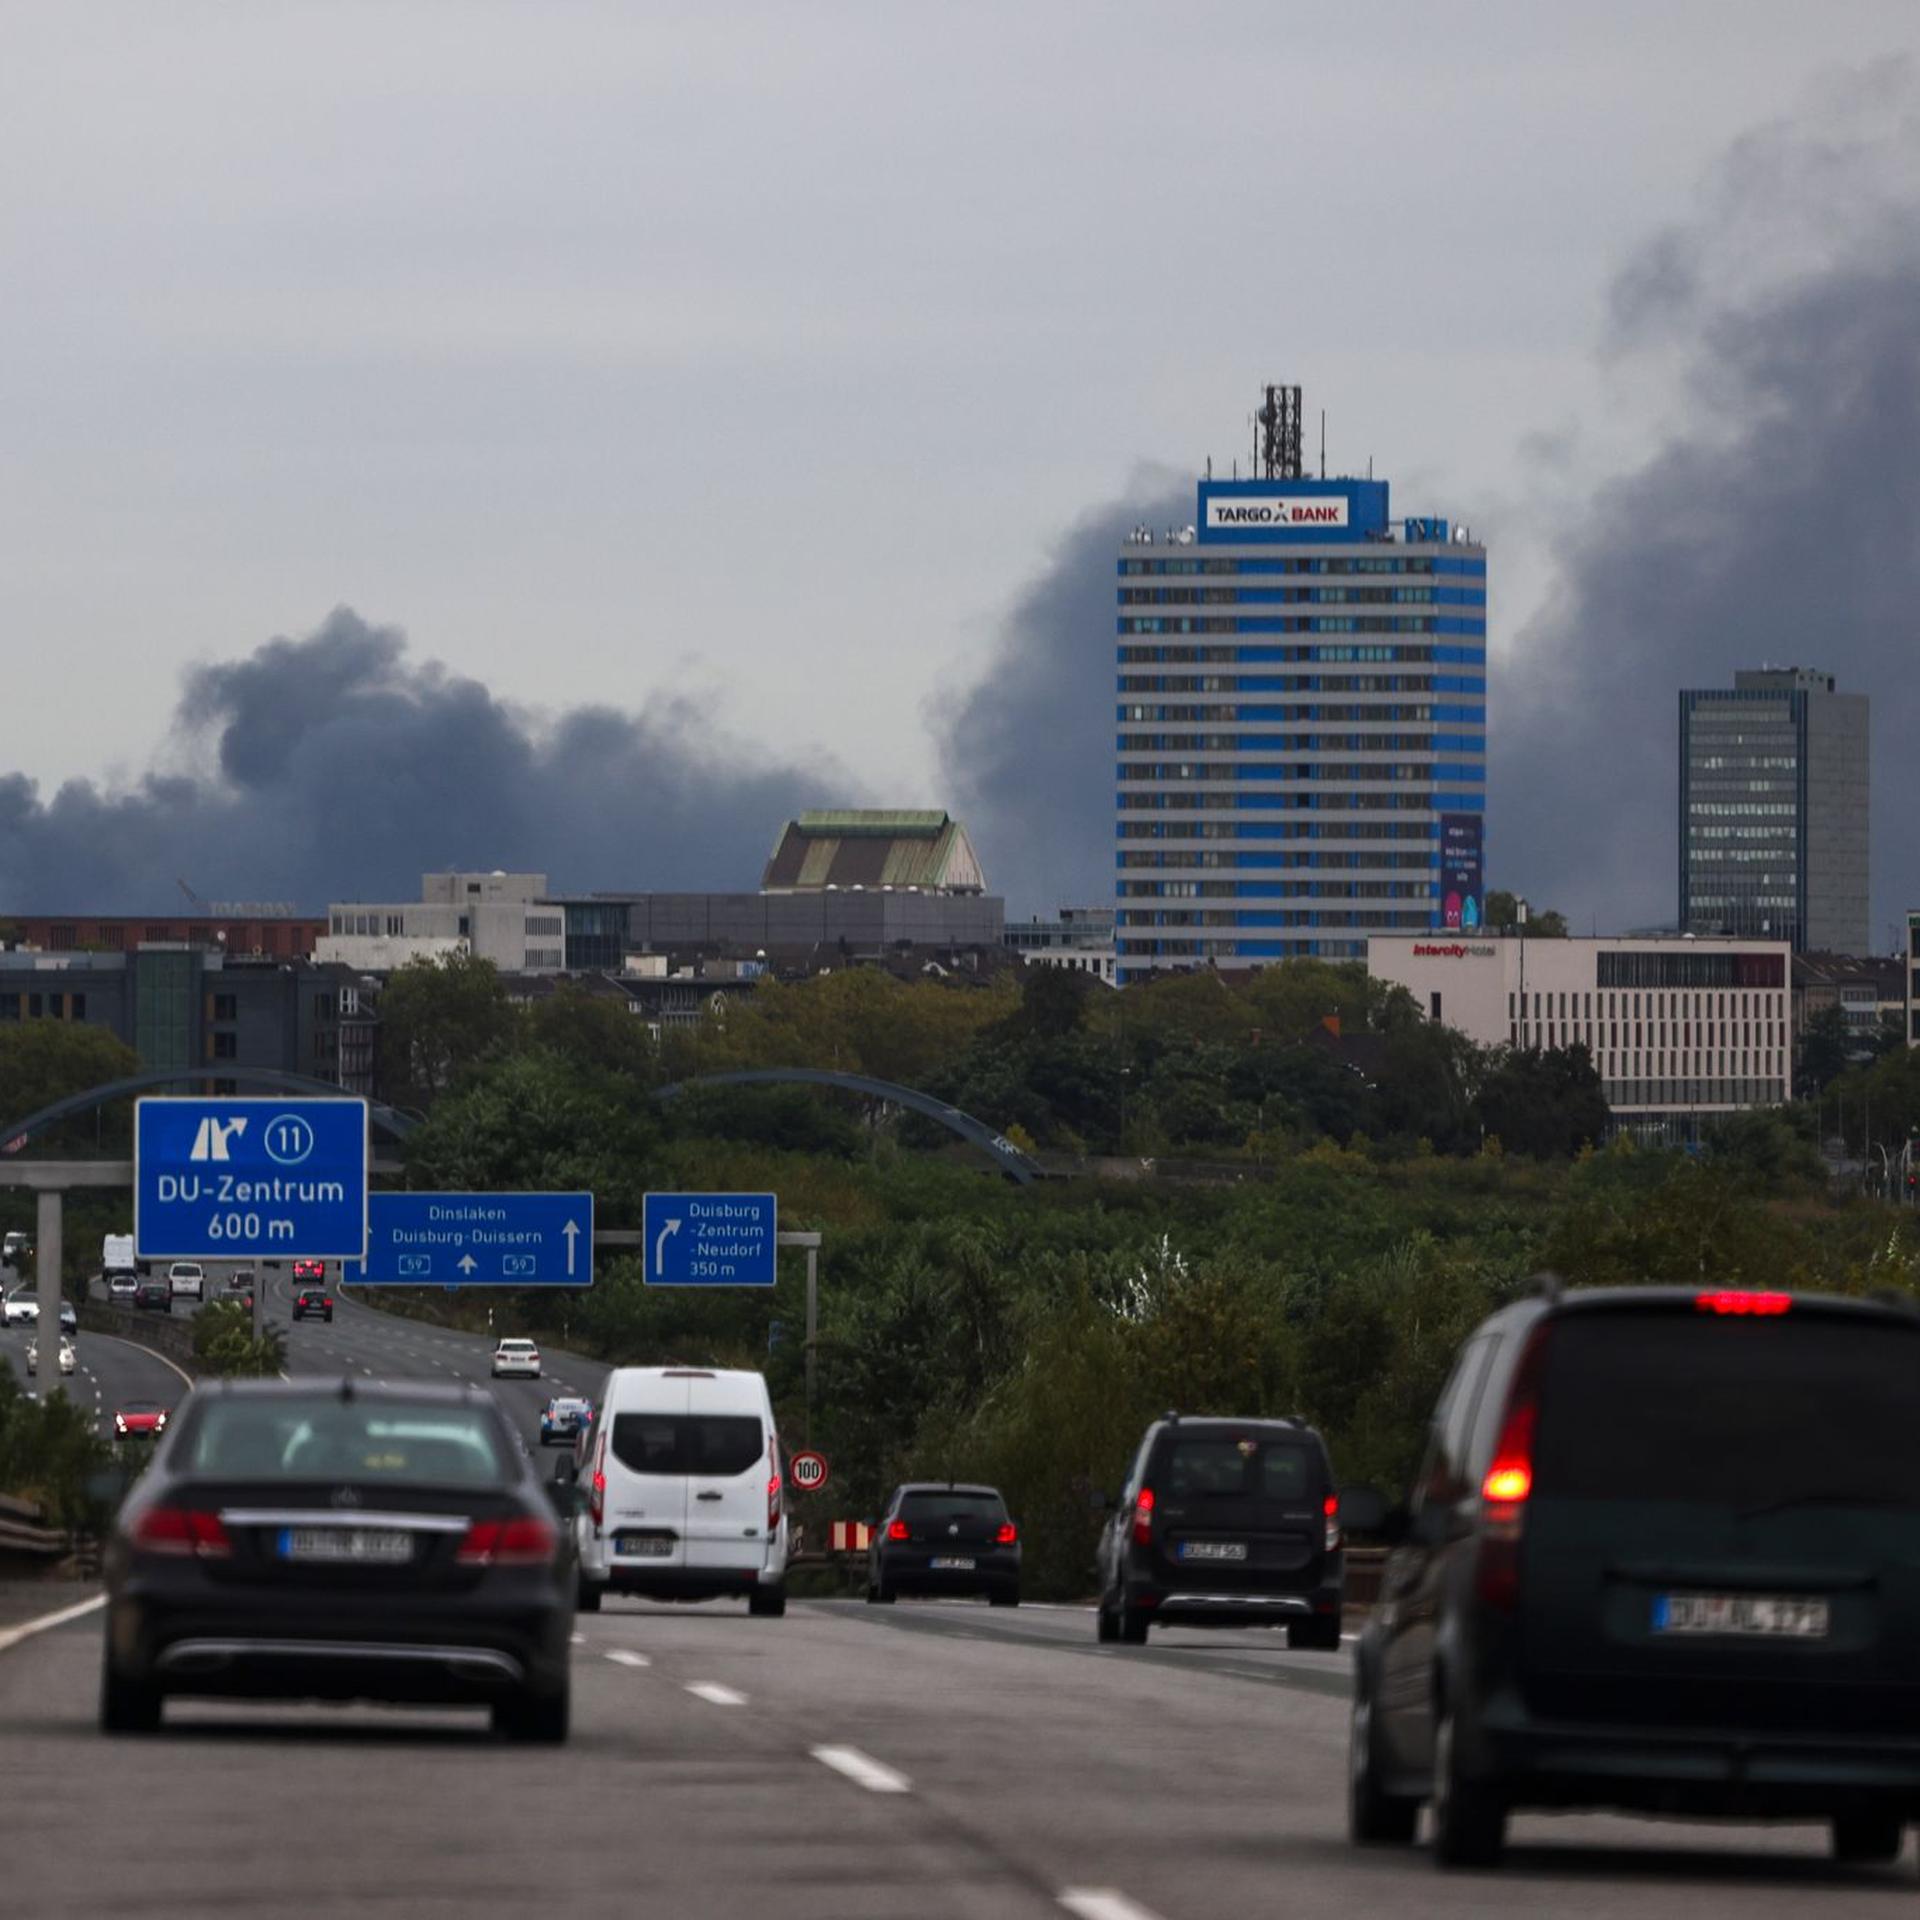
1439;815;1484;932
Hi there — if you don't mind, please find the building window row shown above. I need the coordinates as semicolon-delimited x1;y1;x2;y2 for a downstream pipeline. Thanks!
1120;556;1445;577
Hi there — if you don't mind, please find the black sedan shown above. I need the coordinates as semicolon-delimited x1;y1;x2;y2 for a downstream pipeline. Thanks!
133;1278;172;1313
867;1483;1021;1606
100;1377;575;1741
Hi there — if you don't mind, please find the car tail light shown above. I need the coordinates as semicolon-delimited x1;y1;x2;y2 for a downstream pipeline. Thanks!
886;1519;911;1542
1476;1326;1551;1610
322;1297;332;1310
1131;1487;1156;1547
457;1514;558;1566
1695;1289;1791;1316
767;1436;783;1534
1323;1493;1341;1554
132;1506;231;1558
995;1521;1018;1546
588;1427;607;1528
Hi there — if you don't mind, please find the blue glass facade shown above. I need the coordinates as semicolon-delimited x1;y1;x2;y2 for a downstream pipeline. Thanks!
1114;479;1487;981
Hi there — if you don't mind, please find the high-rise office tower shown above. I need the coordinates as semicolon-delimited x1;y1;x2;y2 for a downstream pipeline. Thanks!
1678;668;1869;954
1114;386;1487;981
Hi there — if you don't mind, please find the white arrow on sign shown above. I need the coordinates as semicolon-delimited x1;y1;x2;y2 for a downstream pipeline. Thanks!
653;1216;681;1277
457;1254;478;1275
563;1218;580;1277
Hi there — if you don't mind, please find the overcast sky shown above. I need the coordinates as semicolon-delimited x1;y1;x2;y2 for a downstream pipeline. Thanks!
3;4;1916;924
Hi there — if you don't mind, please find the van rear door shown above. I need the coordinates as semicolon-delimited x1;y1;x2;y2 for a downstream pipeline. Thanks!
1147;1428;1325;1589
1519;1301;1920;1735
603;1377;693;1570
682;1387;773;1574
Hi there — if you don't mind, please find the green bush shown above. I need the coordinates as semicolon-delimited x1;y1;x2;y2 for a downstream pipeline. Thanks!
191;1300;288;1377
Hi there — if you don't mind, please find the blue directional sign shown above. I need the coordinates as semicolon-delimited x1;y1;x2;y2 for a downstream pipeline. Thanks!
348;1192;595;1287
643;1191;778;1287
135;1097;369;1261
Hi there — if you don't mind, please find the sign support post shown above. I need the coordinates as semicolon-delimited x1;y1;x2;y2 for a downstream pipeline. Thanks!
36;1189;62;1374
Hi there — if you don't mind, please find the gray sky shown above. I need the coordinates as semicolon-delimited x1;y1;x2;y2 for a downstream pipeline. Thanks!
3;4;1916;918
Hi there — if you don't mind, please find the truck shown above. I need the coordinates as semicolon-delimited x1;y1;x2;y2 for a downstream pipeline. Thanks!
102;1233;137;1277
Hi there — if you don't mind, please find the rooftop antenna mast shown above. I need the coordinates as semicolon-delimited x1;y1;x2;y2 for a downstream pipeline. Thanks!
1257;383;1304;481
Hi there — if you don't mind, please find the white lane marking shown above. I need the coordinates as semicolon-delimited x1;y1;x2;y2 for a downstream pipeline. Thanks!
812;1745;911;1794
570;1632;585;1646
1059;1893;1165;1920
604;1649;651;1668
0;1593;106;1655
684;1681;745;1707
79;1328;194;1391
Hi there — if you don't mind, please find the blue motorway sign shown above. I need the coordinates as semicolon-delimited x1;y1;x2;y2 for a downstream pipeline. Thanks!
135;1097;368;1261
643;1191;777;1287
348;1192;595;1287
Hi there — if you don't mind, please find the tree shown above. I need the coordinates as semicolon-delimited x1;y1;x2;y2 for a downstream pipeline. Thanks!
1472;1044;1610;1159
1482;892;1568;938
0;1023;142;1148
373;954;520;1108
1797;1004;1852;1093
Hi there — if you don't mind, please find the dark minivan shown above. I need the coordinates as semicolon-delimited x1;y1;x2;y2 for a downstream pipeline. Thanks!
1096;1415;1345;1648
1351;1283;1920;1869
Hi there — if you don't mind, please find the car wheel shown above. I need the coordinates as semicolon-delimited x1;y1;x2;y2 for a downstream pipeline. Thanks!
324;1312;333;1323
748;1584;787;1619
575;1577;602;1614
1431;1699;1506;1868
1349;1687;1419;1845
99;1652;162;1735
495;1682;569;1744
1096;1588;1120;1643
1832;1815;1905;1863
989;1587;1019;1608
1118;1586;1150;1645
873;1577;896;1605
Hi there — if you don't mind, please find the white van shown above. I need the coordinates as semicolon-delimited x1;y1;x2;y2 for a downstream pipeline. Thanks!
573;1367;788;1618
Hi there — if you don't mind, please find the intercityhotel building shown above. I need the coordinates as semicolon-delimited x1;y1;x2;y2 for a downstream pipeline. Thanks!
1368;934;1793;1144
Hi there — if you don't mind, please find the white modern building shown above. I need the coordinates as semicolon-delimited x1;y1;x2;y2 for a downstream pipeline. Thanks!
1005;906;1118;986
317;872;566;973
1368;934;1793;1142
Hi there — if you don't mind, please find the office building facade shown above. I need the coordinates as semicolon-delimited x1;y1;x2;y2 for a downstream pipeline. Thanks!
318;872;567;973
1679;669;1868;955
1115;474;1486;982
1369;934;1792;1143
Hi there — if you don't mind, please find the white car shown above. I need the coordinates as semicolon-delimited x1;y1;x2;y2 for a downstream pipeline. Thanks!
573;1365;789;1618
3;1291;38;1328
167;1262;205;1301
26;1338;75;1377
107;1270;140;1301
491;1338;542;1379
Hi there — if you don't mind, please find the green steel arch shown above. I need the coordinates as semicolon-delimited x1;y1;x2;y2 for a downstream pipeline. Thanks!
654;1069;1043;1183
0;1068;416;1155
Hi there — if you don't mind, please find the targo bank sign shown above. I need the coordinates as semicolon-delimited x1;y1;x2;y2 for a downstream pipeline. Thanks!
1203;494;1350;531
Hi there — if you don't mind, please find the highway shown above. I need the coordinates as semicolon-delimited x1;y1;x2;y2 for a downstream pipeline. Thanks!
1;1274;1913;1912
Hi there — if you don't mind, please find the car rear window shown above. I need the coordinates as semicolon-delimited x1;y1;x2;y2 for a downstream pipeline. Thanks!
899;1490;1007;1524
609;1414;763;1477
1533;1312;1920;1508
1157;1435;1315;1503
181;1400;511;1486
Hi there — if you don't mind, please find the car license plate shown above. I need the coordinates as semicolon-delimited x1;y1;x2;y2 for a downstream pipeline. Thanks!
616;1532;675;1558
1181;1540;1249;1562
929;1556;976;1570
280;1527;413;1565
1653;1592;1829;1639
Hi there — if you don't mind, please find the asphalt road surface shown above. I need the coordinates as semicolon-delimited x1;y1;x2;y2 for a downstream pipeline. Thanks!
4;1280;1915;1914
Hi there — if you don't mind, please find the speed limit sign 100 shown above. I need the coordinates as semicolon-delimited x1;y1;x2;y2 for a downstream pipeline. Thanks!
789;1450;830;1493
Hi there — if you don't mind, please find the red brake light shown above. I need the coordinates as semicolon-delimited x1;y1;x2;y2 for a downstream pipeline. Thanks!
587;1427;607;1527
1695;1290;1791;1317
1131;1487;1156;1547
457;1514;557;1567
1480;1398;1538;1506
886;1519;911;1542
1323;1492;1342;1554
995;1521;1018;1546
132;1506;231;1558
767;1473;783;1532
1475;1325;1551;1610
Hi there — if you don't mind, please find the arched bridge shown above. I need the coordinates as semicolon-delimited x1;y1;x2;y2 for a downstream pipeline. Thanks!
654;1069;1043;1184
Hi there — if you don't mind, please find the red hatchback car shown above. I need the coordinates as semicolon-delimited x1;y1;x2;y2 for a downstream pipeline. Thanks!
291;1259;326;1283
114;1402;169;1440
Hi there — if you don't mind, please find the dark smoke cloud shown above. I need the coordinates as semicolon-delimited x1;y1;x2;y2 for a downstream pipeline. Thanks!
0;607;848;911
938;473;1187;914
1498;66;1920;940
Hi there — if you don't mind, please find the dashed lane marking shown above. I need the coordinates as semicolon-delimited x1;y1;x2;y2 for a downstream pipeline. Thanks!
604;1649;652;1669
1058;1893;1165;1920
684;1681;745;1707
811;1745;910;1794
0;1593;106;1655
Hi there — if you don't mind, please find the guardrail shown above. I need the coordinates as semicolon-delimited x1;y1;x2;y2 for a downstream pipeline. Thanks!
77;1301;197;1374
0;1492;67;1565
